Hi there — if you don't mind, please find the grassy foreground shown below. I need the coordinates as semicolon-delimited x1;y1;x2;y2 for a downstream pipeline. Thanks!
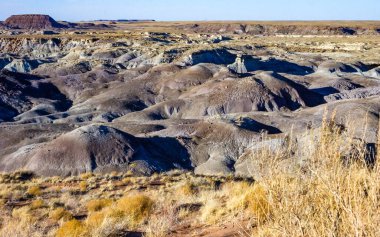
0;112;379;237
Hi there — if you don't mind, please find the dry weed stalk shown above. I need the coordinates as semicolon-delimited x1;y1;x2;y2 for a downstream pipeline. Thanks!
247;110;380;237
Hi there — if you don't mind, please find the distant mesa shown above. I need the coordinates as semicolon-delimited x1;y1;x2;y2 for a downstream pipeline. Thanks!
4;14;66;29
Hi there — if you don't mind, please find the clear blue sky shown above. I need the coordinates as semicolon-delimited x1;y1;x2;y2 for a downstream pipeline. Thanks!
0;0;379;21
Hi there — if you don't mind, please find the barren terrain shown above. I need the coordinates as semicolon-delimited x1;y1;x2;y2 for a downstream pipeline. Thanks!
0;18;380;236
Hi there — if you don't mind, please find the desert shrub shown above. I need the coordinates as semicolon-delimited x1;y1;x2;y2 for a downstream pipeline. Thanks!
109;171;120;179
122;177;132;185
30;199;46;210
116;194;154;226
49;176;62;184
105;181;116;191
0;198;5;207
12;206;32;220
0;214;36;236
242;184;271;223
80;173;93;180
79;181;88;192
26;185;42;197
55;219;87;237
86;211;106;228
200;199;225;224
145;207;176;237
0;186;12;199
207;181;272;225
177;182;196;196
50;207;73;222
224;181;251;196
68;187;82;195
86;199;113;213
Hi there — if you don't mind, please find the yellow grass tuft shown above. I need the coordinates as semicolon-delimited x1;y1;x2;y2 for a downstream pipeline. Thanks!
30;199;46;210
80;172;93;180
222;181;271;224
116;194;154;227
79;181;88;192
50;207;73;222
243;184;271;223
55;219;87;237
26;185;42;197
86;211;106;228
177;181;197;196
86;199;113;213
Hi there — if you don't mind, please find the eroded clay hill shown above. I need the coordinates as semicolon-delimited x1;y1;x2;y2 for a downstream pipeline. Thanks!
0;21;379;177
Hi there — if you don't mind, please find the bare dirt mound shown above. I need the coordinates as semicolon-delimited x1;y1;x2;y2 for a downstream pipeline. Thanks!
0;125;191;176
4;14;66;29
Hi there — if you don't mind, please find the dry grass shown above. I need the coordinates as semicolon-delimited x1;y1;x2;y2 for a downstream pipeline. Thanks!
116;194;154;227
242;184;271;224
50;207;73;222
80;173;94;180
177;181;197;196
56;219;87;237
79;181;88;192
26;185;42;197
86;199;113;213
30;199;46;210
246;111;380;237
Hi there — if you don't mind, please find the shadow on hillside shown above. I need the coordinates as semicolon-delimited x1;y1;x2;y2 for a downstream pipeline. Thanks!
269;72;326;107
244;56;314;76
140;136;193;171
232;117;282;134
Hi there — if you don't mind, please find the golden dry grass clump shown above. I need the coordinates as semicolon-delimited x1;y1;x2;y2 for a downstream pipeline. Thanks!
177;181;197;196
80;172;94;180
30;199;46;210
86;211;107;229
242;184;271;223
56;219;87;237
50;207;73;222
79;181;88;192
116;194;154;226
86;199;113;213
26;185;42;197
54;194;155;237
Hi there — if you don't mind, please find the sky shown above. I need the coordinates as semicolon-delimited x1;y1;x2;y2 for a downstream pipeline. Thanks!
0;0;379;22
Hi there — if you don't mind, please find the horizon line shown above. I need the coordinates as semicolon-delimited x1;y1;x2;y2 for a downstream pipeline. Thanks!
1;14;380;22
